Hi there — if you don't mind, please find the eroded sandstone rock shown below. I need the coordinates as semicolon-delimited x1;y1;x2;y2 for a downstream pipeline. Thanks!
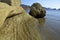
0;2;23;27
0;0;42;40
0;0;11;5
0;0;21;6
0;12;42;40
0;2;13;27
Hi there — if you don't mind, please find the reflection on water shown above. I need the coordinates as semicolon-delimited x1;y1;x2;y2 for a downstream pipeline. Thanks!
38;18;45;25
26;9;60;40
38;18;46;40
41;9;60;40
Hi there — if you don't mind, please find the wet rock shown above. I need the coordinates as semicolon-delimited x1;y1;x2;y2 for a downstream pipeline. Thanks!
29;3;46;18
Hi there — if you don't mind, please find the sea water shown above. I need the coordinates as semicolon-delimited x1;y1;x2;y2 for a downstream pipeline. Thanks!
26;9;60;40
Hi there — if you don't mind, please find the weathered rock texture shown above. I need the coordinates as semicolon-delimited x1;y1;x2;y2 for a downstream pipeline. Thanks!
11;0;21;6
0;12;42;40
0;2;13;27
0;0;42;40
0;0;21;6
0;0;11;5
0;2;23;27
29;3;46;18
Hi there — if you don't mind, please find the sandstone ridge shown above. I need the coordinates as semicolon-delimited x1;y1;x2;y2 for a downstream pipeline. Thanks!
0;0;42;40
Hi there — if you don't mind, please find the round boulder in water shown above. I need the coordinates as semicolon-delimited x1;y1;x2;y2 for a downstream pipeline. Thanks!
29;3;46;18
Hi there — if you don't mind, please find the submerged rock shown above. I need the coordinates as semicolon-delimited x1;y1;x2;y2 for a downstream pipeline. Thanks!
29;3;46;18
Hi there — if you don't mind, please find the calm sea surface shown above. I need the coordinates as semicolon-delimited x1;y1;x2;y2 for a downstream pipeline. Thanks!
26;9;60;40
41;9;60;40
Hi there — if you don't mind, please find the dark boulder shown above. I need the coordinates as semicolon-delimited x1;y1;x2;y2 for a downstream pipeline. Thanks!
29;3;46;18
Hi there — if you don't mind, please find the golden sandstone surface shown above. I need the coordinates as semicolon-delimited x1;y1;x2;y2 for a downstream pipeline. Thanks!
0;0;42;40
